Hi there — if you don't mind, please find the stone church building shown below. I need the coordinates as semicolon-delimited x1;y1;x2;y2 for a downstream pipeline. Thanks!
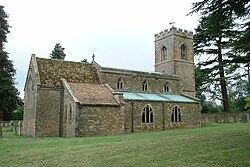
23;27;201;137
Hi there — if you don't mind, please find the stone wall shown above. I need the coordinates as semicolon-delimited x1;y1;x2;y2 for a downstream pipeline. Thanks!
78;105;122;137
201;112;250;124
100;70;182;94
23;61;38;137
35;88;62;137
0;120;23;136
123;100;200;133
63;82;77;137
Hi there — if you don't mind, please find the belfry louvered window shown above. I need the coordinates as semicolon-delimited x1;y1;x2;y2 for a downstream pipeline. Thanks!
161;46;167;61
181;44;187;60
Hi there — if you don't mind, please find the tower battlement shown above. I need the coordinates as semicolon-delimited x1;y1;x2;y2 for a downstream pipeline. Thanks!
154;27;193;40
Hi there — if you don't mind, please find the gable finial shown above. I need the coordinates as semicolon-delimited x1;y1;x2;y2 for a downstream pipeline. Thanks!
92;54;95;62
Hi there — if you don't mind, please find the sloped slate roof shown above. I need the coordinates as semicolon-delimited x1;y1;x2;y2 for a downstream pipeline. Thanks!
117;91;198;103
68;82;119;106
100;66;181;80
36;57;100;88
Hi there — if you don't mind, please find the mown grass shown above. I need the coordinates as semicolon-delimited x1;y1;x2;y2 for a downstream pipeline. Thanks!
0;123;250;167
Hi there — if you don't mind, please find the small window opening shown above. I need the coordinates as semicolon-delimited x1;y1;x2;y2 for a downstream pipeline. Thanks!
117;78;123;89
69;104;72;121
181;45;187;60
142;81;148;91
161;46;167;62
164;83;171;92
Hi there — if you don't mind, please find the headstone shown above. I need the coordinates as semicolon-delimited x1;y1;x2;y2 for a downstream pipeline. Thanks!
214;116;219;123
229;117;234;123
14;125;17;134
0;125;2;137
241;114;248;123
18;121;22;136
10;120;13;132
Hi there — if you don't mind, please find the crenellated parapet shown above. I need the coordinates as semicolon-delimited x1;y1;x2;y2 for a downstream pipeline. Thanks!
154;27;193;40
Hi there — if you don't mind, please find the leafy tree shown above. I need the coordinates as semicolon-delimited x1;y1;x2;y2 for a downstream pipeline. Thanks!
50;43;66;60
11;102;24;120
0;5;20;120
190;0;249;112
245;96;250;110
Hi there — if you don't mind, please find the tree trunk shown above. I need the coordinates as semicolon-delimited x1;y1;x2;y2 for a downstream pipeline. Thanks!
218;39;230;113
248;63;250;95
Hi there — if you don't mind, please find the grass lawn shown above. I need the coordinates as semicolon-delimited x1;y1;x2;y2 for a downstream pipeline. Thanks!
0;123;250;167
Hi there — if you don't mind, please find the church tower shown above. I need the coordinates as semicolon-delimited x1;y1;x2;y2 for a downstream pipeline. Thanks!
154;27;195;97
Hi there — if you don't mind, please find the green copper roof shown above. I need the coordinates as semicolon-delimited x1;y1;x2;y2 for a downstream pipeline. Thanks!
117;91;198;103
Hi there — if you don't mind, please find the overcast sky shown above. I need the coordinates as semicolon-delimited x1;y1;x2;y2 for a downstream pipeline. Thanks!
2;0;199;98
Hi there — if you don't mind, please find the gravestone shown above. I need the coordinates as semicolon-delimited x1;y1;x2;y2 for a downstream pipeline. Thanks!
0;125;2;137
241;114;248;123
18;121;22;135
14;125;17;134
10;120;13;132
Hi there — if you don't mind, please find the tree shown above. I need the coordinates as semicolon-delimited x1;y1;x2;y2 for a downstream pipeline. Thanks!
0;5;20;120
0;6;10;51
245;96;250;110
189;0;249;112
11;101;24;120
50;43;66;60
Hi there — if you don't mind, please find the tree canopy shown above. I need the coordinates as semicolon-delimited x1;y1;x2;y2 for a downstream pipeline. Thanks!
0;5;10;51
50;43;66;60
190;0;250;112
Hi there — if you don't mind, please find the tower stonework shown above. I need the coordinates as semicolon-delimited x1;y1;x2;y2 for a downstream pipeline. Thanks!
154;27;195;97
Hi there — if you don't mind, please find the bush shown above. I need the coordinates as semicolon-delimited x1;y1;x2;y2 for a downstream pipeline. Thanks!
11;105;23;120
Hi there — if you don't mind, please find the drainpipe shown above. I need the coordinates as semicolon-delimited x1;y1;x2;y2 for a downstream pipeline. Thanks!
131;101;134;133
162;102;165;131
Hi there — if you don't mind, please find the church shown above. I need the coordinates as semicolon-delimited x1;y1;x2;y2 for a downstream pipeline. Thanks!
23;27;201;137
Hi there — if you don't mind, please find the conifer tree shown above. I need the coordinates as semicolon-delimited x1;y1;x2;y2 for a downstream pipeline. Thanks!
50;43;66;60
190;0;249;113
0;5;20;120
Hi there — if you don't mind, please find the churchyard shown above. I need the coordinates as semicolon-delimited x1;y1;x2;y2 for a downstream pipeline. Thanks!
0;122;250;166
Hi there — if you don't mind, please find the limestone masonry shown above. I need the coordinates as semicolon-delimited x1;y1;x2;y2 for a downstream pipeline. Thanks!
23;27;201;137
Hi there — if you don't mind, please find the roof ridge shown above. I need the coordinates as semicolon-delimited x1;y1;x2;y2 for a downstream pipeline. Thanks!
36;57;91;65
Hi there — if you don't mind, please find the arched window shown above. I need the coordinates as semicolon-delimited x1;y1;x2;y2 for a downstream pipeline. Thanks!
181;45;187;60
142;105;153;123
163;83;171;92
117;78;123;90
171;106;181;123
161;46;167;62
142;80;148;91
